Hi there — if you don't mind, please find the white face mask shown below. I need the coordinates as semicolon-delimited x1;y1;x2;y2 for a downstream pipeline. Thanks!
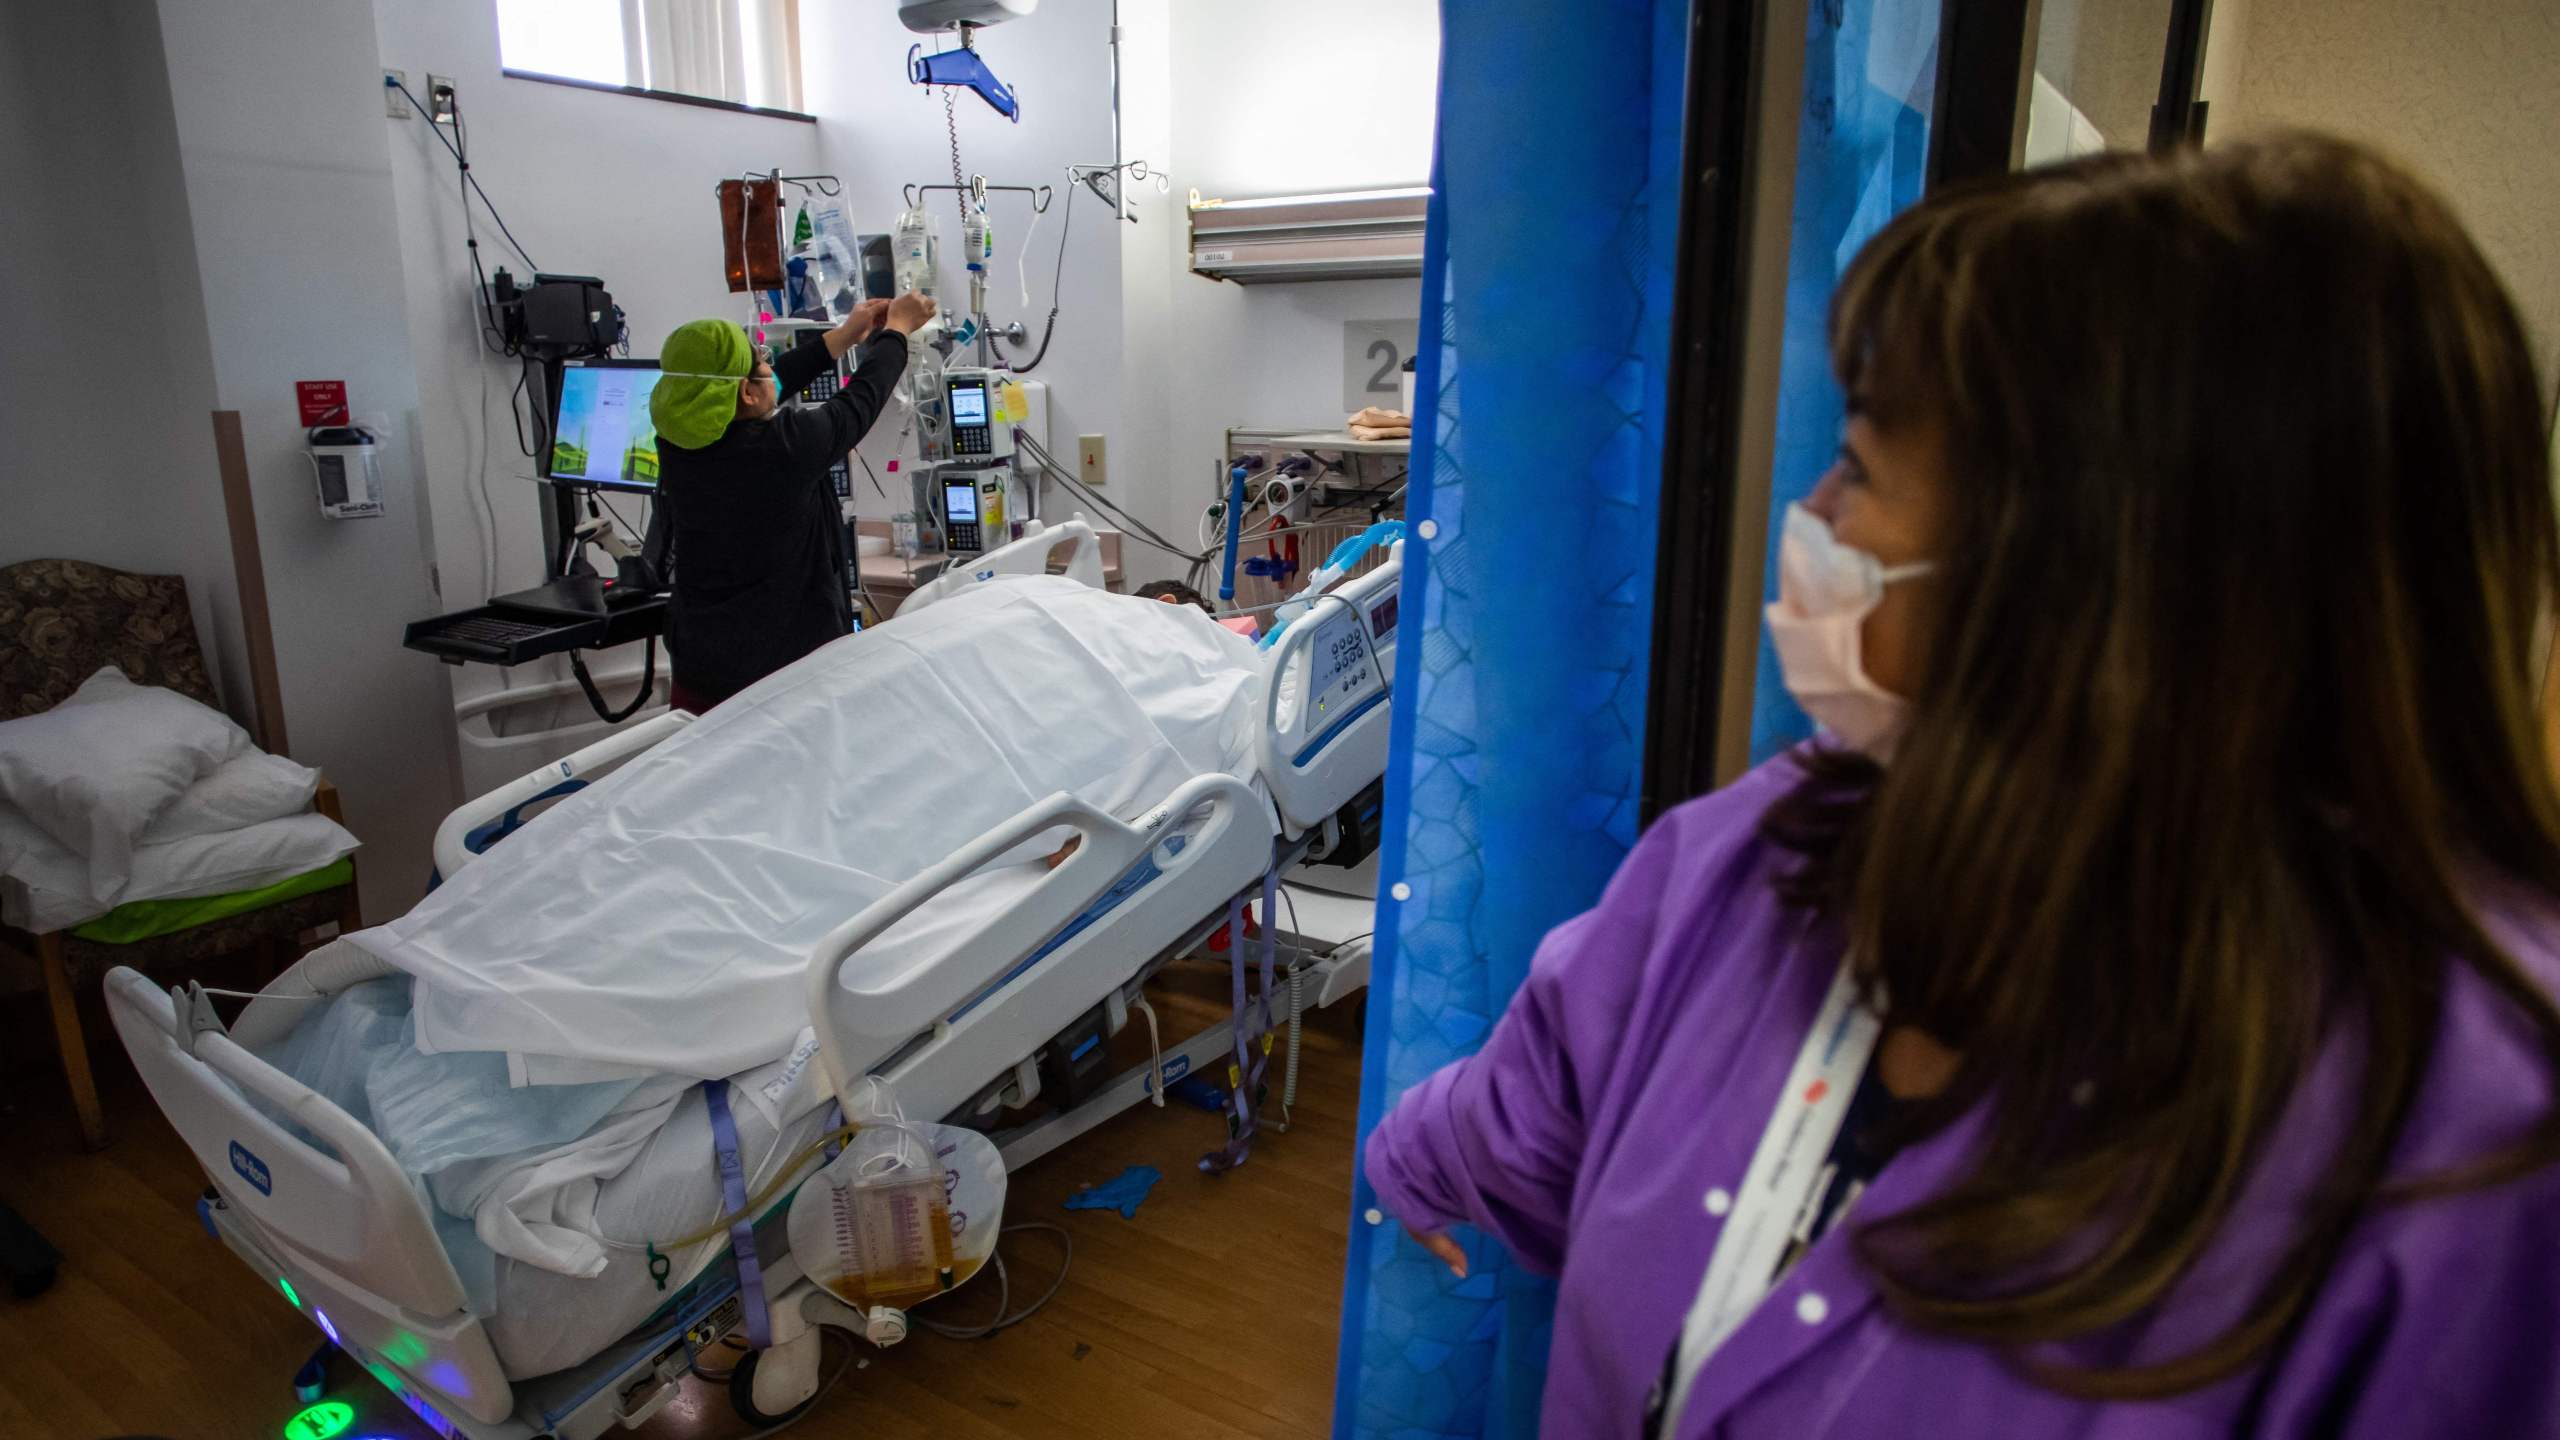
1763;502;1935;757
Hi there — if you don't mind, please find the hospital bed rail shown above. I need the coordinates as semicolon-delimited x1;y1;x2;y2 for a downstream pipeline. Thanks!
802;771;1274;1136
897;516;1106;615
432;707;695;880
1260;549;1401;837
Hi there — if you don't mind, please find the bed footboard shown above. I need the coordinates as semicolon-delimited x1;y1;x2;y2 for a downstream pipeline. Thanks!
104;967;515;1427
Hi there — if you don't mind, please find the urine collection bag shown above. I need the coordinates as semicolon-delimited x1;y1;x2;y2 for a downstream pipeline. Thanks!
786;1079;1006;1312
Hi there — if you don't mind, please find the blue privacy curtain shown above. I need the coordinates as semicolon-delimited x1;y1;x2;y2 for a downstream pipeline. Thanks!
1332;2;1689;1435
1749;0;1946;760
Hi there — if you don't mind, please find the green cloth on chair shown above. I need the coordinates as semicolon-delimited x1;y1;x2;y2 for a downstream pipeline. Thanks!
71;857;355;944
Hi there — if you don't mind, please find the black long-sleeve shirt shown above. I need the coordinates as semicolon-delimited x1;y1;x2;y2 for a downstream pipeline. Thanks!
658;329;907;704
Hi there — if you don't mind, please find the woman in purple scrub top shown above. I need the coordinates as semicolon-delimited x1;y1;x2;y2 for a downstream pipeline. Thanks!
1365;132;2560;1438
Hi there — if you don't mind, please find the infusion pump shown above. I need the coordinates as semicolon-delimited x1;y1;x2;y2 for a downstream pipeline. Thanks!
939;471;1007;553
923;367;1043;554
941;368;1014;462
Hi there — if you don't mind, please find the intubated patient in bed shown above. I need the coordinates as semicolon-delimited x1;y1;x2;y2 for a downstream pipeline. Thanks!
261;575;1266;1286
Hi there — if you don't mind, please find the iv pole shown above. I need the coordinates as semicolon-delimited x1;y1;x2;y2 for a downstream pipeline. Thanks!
1109;0;1126;223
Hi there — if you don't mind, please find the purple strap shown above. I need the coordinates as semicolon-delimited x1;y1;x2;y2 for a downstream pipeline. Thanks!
703;1081;772;1350
1243;867;1280;1110
1202;871;1283;1173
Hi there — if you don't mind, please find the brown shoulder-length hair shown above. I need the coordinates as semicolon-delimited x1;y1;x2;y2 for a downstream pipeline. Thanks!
1764;132;2560;1396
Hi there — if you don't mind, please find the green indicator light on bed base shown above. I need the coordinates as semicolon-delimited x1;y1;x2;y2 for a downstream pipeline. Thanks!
278;1276;301;1309
283;1399;354;1440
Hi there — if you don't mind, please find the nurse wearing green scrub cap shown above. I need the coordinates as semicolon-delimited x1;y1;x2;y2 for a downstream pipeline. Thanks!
652;290;936;713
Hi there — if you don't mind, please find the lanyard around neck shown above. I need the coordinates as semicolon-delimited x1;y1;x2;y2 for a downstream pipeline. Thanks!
1658;950;1883;1431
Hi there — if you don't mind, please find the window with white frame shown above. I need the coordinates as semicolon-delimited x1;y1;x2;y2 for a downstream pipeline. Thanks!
496;0;802;114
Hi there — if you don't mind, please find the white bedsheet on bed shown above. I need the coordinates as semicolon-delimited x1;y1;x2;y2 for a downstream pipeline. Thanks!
480;1078;840;1379
261;968;845;1288
352;576;1267;1085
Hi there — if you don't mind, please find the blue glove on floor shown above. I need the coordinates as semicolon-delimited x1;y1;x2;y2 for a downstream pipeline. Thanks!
1063;1165;1163;1220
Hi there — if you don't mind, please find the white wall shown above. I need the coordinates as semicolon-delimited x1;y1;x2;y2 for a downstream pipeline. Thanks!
0;0;242;713
1114;0;1184;580
372;0;825;715
148;0;463;917
1156;0;1440;588
1169;0;1440;197
2220;0;2560;369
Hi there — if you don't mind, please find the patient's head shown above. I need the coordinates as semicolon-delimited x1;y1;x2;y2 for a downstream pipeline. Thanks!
1135;580;1214;616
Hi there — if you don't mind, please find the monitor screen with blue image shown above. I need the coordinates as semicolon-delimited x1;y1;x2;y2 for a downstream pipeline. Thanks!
549;360;664;492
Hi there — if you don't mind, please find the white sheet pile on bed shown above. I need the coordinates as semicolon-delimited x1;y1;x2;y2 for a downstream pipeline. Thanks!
354;575;1268;1086
0;667;358;931
258;959;843;1372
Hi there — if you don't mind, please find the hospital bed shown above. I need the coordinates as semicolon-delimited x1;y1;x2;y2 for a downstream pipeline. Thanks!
104;521;1400;1439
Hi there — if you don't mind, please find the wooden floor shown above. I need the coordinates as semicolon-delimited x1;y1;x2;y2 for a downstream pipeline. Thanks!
0;959;1368;1440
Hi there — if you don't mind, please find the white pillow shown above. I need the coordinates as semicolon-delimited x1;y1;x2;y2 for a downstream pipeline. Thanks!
143;750;322;843
0;804;358;933
0;666;250;900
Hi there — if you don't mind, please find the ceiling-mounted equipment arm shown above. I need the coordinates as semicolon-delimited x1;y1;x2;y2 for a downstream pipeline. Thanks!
908;40;1021;123
898;0;1037;29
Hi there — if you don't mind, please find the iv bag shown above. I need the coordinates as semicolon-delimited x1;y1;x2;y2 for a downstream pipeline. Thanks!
893;207;941;306
962;206;991;269
893;206;948;373
786;1080;1005;1312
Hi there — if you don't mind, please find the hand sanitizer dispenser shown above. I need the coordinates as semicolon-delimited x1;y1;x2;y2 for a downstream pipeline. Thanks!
308;426;385;519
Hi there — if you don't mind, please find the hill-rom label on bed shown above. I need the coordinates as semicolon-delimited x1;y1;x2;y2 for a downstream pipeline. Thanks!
229;1140;274;1196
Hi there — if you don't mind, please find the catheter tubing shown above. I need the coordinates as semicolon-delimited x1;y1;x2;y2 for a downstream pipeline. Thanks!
1219;463;1250;601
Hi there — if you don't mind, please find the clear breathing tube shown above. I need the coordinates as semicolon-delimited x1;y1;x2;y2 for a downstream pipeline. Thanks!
1258;521;1409;648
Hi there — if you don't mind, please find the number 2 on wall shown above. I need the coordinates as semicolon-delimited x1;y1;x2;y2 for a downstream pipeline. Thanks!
1366;339;1401;395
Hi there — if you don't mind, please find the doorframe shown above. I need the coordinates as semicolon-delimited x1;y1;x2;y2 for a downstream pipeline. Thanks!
2148;0;2217;148
1928;0;2037;185
1639;0;1785;820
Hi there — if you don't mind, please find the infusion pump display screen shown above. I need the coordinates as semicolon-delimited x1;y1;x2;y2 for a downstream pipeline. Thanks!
950;382;989;427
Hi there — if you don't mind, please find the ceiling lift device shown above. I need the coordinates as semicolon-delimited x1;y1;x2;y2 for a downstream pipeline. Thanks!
903;0;1035;122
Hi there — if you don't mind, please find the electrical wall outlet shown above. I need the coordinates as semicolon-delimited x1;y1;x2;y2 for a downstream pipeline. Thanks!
1078;433;1108;487
384;69;409;119
427;74;458;124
